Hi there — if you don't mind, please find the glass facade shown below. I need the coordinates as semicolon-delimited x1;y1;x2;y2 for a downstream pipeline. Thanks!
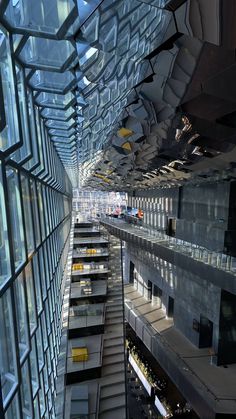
0;1;178;417
0;5;73;418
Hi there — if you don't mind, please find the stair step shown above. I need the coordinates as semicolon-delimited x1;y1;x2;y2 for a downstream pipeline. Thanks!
100;383;126;399
100;372;125;384
102;362;125;376
103;337;124;347
103;346;124;356
99;407;126;419
102;353;124;366
106;317;123;325
105;312;123;319
103;331;123;340
99;395;126;413
106;304;123;312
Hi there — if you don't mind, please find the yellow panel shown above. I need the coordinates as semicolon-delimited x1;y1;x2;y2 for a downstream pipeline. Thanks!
72;347;88;362
122;141;132;151
118;127;133;137
72;263;84;271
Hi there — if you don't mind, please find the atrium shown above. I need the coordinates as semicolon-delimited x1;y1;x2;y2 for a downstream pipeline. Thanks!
1;1;236;418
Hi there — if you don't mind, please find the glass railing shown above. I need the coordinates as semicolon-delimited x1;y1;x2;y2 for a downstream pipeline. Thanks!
101;217;236;274
124;299;224;409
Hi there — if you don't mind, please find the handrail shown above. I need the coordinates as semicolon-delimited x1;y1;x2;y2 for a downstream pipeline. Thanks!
101;217;236;275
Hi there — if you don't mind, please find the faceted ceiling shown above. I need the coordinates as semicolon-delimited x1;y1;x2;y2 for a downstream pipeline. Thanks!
1;0;236;190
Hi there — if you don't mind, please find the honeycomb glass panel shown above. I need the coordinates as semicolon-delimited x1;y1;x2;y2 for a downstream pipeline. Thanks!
12;65;31;163
45;118;75;130
36;92;74;109
0;28;20;152
29;70;75;93
41;107;75;121
14;273;29;361
20;360;33;417
18;37;74;70
30;337;39;397
0;290;18;405
21;174;35;256
4;0;75;36
23;89;39;170
25;262;37;335
6;166;26;272
0;162;11;287
4;393;20;419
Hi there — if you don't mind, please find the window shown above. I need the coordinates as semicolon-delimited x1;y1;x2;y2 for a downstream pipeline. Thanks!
20;360;33;418
37;182;45;240
38;248;47;301
0;28;20;152
24;89;39;171
12;65;31;163
0;290;18;405
14;273;29;361
6;166;26;271
0;162;11;286
29;337;39;397
32;254;43;314
21;174;35;256
36;325;44;371
4;393;20;419
30;179;41;248
25;262;37;335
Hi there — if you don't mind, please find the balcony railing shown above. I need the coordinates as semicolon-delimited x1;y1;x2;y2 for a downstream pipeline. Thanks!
101;217;236;274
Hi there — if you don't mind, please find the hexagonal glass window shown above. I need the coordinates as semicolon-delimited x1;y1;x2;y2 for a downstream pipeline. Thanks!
36;92;75;109
4;0;75;36
0;28;20;152
29;70;75;93
41;107;75;121
48;128;75;137
18;37;75;70
51;135;76;144
46;119;75;130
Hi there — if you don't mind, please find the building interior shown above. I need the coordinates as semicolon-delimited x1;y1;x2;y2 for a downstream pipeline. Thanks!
1;0;236;418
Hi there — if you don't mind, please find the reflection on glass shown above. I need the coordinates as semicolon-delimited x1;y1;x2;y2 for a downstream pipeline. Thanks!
25;262;37;335
38;248;47;301
37;183;45;240
4;0;75;36
24;89;38;171
0;290;18;404
4;393;20;419
30;179;41;248
21;174;35;255
14;273;29;361
39;373;46;417
12;65;31;163
20;360;33;417
36;325;44;371
0;28;20;152
29;337;39;397
6;166;26;271
0;162;11;286
33;395;40;419
32;255;42;314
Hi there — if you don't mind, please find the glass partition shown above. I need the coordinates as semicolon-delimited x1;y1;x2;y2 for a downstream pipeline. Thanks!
0;162;11;286
6;166;26;271
0;290;18;406
0;28;20;153
21;174;35;256
12;65;31;163
14;273;29;362
25;262;37;335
